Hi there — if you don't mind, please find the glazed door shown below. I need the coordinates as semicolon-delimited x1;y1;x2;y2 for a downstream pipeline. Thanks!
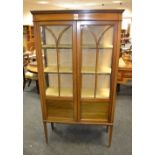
38;21;77;121
77;21;117;122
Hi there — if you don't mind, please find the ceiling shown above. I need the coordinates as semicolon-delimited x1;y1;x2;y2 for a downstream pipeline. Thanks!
23;0;132;25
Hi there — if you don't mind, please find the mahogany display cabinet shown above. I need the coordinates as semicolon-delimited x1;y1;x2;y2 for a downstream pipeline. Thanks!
31;9;123;146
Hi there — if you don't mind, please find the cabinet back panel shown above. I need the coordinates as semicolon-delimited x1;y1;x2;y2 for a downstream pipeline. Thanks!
46;100;74;119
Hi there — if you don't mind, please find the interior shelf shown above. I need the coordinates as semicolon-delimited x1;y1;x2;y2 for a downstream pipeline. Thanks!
81;88;110;98
82;44;113;49
46;87;109;98
46;87;73;97
42;44;72;49
44;65;72;73
81;66;111;74
42;44;113;49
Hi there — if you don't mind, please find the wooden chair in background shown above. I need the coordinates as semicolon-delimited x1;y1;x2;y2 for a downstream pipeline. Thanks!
23;53;39;93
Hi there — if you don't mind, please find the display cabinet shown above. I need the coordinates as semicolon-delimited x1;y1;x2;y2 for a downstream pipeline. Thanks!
31;9;123;146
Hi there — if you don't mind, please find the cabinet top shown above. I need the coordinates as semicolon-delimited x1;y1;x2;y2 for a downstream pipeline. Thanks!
31;9;124;22
31;9;124;15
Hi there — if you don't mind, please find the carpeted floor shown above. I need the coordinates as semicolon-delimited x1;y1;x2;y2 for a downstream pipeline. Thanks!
23;82;132;155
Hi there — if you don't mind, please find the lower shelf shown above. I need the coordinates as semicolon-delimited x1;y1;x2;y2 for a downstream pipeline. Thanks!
46;87;73;97
46;87;110;98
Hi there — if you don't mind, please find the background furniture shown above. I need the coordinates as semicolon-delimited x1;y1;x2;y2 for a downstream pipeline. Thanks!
23;53;39;93
120;29;131;46
117;53;132;91
31;9;123;146
23;25;34;50
26;41;35;51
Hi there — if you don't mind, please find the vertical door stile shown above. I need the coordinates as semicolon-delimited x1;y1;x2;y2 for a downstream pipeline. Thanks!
76;21;81;121
94;32;99;99
72;21;78;121
56;38;60;96
80;27;83;101
42;26;49;87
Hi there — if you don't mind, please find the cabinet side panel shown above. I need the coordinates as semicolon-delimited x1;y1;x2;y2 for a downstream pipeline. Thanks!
34;22;47;120
110;21;122;123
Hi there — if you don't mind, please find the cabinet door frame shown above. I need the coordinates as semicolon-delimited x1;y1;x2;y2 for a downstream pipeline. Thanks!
34;21;78;121
76;21;119;122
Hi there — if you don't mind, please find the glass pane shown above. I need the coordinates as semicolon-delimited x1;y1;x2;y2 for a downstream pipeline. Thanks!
88;25;114;48
98;49;112;74
59;49;72;73
40;24;73;98
44;49;57;72
81;75;95;98
40;25;73;73
96;75;110;98
82;25;96;47
45;74;58;96
81;49;96;73
44;74;73;97
60;74;73;97
80;24;114;99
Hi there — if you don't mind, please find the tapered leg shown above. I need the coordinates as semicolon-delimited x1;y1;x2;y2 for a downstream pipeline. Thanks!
23;80;26;90
108;126;113;147
36;80;39;94
23;68;26;90
43;122;48;144
106;125;109;133
51;123;54;130
28;80;32;87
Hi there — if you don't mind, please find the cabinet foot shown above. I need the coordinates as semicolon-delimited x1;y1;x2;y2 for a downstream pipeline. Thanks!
28;79;32;87
43;122;48;144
